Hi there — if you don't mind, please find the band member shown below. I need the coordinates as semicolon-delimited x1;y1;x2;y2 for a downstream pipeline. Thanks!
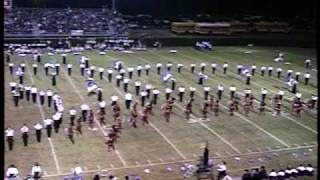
228;99;235;116
66;125;75;144
251;64;256;76
98;67;104;80
75;118;83;135
307;95;318;110
268;66;273;77
33;64;38;75
261;88;268;103
260;66;266;76
295;72;301;81
107;69;113;82
116;75;122;87
208;95;215;111
229;85;236;99
145;84;153;99
277;90;284;101
46;89;53;107
202;101;209;120
211;63;217;74
272;96;282;116
190;87;196;99
20;124;29;147
112;103;121;121
9;63;14;75
9;82;16;92
88;110;95;129
171;78;176;90
291;80;298;94
190;64;196;74
276;68;282;79
145;64;151;75
129;102;138;128
234;96;240;112
156;63;162;75
66;64;72;76
259;101;266;115
6;52;10;62
287;69;293;78
97;110;106;127
111;95;119;106
135;81;141;96
44;118;53;138
185;99;193;120
246;73;251;85
216;84;223;100
145;102;154;115
119;68;126;78
125;93;133;109
165;88;173;100
137;65;143;77
304;72;311;85
166;62;173;71
204;86;210;100
223;62;228;74
177;64;183;73
237;64;242;74
105;138;115;152
140;90;147;107
243;97;251;116
213;100;220;116
25;85;31;101
34;123;43;143
161;102;172;122
127;67;134;79
37;53;41;63
291;97;303;118
39;90;45;105
62;54;67;64
152;88;160;104
31;86;38;104
51;72;57;86
20;63;26;72
178;86;186;102
5;127;14;151
12;90;20;107
305;59;311;69
97;87;103;102
44;63;49;76
140;107;149;125
80;103;89;122
55;63;60;75
200;63;206;73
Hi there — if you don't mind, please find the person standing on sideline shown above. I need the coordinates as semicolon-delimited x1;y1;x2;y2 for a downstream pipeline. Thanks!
5;127;15;151
20;124;29;147
34;123;43;143
44;117;53;138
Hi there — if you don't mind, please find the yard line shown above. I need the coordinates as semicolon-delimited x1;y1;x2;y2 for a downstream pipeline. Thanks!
25;60;62;174
43;144;317;178
101;69;188;160
156;52;317;137
147;160;153;165
130;55;242;154
115;150;127;166
60;67;128;167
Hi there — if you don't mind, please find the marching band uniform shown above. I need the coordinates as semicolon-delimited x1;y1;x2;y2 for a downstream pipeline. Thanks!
98;67;104;80
277;68;282;79
123;78;130;92
152;89;160;104
125;93;133;109
223;63;228;74
145;64;151;75
211;63;217;74
251;64;256;76
107;69;113;82
304;72;311;85
268;66;273;76
135;81;141;96
156;63;162;75
190;64;196;74
177;64;183;73
260;66;266;76
178;86;185;102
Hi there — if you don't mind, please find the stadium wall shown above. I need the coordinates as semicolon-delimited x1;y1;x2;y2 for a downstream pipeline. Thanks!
4;35;316;48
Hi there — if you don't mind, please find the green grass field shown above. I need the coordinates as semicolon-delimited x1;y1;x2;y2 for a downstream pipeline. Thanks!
5;46;318;179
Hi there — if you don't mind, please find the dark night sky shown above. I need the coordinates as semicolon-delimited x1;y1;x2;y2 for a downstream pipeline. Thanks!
13;0;316;19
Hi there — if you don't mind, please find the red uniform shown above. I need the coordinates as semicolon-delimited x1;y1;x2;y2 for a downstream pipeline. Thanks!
208;97;214;111
141;108;149;125
130;104;138;128
273;98;281;115
202;102;209;120
213;100;220;116
243;98;251;116
112;104;121;121
88;110;94;128
185;101;193;120
105;138;115;152
228;100;235;116
292;100;303;117
162;104;171;122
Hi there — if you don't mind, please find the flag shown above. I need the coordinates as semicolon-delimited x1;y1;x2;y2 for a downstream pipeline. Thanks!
242;65;251;75
86;80;98;92
161;70;172;82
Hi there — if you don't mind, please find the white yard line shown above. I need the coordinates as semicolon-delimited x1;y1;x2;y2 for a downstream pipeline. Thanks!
43;144;317;178
60;68;128;167
25;61;62;174
130;54;242;154
101;75;187;160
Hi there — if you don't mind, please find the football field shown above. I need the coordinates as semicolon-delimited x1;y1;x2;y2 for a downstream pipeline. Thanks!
5;46;318;179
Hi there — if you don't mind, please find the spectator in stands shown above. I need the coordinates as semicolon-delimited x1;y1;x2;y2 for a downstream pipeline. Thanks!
6;164;19;179
268;169;277;180
305;164;314;176
72;162;84;180
251;168;260;180
217;161;227;180
31;162;42;179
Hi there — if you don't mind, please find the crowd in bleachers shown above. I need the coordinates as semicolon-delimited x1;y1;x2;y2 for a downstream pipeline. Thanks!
4;8;128;37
